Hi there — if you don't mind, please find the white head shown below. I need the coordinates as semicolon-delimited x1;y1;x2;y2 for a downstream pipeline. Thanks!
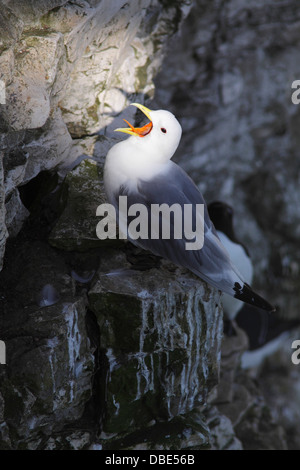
114;103;182;163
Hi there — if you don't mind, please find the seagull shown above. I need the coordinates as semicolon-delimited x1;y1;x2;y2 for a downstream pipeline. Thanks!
207;201;254;320
104;103;275;312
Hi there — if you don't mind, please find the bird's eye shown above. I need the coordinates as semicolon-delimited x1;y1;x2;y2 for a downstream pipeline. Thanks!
161;128;167;134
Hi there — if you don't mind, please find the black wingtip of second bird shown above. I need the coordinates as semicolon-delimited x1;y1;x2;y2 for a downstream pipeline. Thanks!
234;282;276;313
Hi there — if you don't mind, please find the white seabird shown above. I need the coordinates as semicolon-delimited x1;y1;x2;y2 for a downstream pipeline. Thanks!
208;201;254;320
104;103;275;312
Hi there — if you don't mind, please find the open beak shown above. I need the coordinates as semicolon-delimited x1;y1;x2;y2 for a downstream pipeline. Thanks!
114;103;153;137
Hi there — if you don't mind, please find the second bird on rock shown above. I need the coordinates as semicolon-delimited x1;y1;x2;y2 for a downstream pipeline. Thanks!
104;103;275;313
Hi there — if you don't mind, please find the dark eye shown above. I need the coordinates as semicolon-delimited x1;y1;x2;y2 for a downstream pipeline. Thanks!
161;128;167;134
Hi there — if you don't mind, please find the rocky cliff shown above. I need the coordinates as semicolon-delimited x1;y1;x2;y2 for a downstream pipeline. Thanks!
0;0;299;450
153;0;300;319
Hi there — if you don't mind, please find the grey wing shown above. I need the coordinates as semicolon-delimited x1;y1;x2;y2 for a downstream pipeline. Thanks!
114;162;244;297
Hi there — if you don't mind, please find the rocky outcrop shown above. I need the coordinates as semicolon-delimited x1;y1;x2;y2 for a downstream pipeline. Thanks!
0;0;191;268
89;251;223;448
0;0;300;451
0;156;7;270
153;0;300;320
0;223;223;449
0;239;95;449
48;159;108;251
152;1;300;449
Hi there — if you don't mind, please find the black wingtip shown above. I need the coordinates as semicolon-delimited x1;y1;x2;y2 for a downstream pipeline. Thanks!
233;282;276;313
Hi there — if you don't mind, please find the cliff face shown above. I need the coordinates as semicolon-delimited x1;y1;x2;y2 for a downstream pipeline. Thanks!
0;0;299;450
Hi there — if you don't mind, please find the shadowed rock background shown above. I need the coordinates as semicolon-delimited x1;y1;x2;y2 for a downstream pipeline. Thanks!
0;0;299;450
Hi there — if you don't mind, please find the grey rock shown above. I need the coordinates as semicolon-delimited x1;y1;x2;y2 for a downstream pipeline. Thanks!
36;283;60;307
0;391;11;449
215;323;249;404
3;148;28;197
5;188;29;237
153;0;300;318
49;158;111;251
205;406;243;450
0;155;8;271
3;33;64;131
101;410;211;451
1;0;299;451
0;5;24;49
0;0;192;268
3;1;68;25
257;327;300;450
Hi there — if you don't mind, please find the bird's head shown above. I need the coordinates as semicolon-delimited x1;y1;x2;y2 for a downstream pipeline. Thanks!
114;103;182;162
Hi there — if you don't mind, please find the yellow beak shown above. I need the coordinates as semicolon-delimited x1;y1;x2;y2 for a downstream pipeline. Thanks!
114;103;153;137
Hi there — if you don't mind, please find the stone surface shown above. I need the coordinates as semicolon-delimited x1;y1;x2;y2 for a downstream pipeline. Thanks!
203;330;290;451
0;155;7;270
5;188;29;237
257;327;300;450
205;406;243;450
0;0;299;451
0;0;192;268
153;0;300;321
216;323;249;404
89;251;223;437
0;239;95;449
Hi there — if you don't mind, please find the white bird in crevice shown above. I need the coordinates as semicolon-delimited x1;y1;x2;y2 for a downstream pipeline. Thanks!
104;103;275;313
208;201;254;320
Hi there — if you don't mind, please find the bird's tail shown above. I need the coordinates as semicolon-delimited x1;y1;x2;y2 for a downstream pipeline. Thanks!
233;282;276;312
